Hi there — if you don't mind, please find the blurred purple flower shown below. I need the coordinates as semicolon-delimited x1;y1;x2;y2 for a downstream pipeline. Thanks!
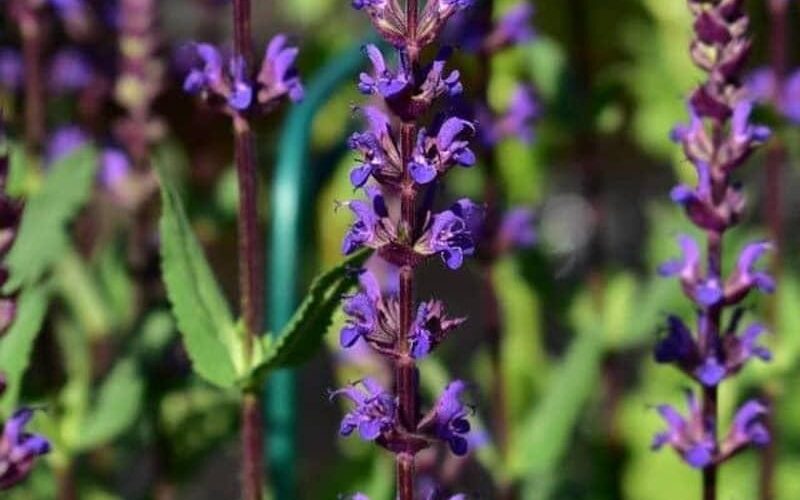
723;241;775;302
99;148;131;189
0;49;23;91
256;34;304;106
497;207;537;251
45;126;90;165
48;48;93;94
652;391;715;468
721;400;770;456
0;409;51;490
486;85;539;144
658;235;723;307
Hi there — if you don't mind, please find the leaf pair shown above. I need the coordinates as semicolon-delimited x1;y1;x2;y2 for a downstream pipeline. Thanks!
156;160;369;390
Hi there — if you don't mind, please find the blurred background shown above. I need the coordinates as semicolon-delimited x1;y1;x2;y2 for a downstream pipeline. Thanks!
1;0;799;498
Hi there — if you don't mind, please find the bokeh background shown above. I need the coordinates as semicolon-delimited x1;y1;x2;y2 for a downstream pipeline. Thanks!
1;0;800;498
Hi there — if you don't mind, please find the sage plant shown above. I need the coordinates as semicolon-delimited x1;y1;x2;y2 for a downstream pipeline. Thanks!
652;1;772;498
333;1;479;497
181;1;302;498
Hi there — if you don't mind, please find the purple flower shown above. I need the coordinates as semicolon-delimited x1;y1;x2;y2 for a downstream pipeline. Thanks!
416;50;463;103
655;314;771;387
99;148;131;189
724;241;775;302
340;271;381;348
487;85;539;144
652;391;715;468
0;409;51;490
671;105;712;165
781;70;800;124
415;200;478;269
409;117;476;184
358;45;409;98
721;400;769;457
48;49;93;94
256;34;304;106
45;126;90;165
341;186;395;255
331;378;397;441
409;300;465;359
182;43;253;111
347;106;403;187
426;381;471;456
491;2;535;48
497;207;536;252
658;235;722;307
0;49;22;91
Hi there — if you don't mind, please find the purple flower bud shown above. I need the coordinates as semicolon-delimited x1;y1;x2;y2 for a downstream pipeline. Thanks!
48;49;93;94
416;49;463;103
227;56;253;110
0;49;23;91
0;408;51;490
654;315;700;367
331;378;397;441
256;34;304;106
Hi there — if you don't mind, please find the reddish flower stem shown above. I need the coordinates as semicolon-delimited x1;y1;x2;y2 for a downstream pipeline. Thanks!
232;1;264;498
19;6;44;152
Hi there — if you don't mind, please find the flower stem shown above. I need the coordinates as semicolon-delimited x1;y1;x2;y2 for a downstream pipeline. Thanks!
397;452;415;500
242;391;264;500
232;1;264;498
19;6;44;153
702;229;723;500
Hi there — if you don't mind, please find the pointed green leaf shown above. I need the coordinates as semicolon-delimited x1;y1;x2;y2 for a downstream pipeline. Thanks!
257;250;371;375
155;159;241;388
0;288;49;414
4;146;98;292
75;358;144;451
509;330;603;478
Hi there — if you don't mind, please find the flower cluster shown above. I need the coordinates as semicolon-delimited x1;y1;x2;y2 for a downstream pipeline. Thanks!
182;34;303;114
334;0;478;478
653;0;771;471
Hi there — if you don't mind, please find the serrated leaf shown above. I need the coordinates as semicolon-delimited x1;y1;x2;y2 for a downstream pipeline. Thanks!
257;250;371;375
0;288;49;414
3;146;98;291
155;159;241;389
509;330;603;478
75;358;144;451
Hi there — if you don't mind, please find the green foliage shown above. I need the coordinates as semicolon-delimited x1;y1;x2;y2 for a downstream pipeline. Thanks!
257;249;371;376
0;287;49;413
3;146;98;292
509;330;603;479
75;359;145;451
155;159;244;389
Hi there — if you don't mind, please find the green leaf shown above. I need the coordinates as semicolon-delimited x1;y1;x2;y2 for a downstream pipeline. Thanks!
509;330;603;478
4;146;98;291
0;288;49;413
75;358;144;451
155;159;241;389
257;250;371;376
